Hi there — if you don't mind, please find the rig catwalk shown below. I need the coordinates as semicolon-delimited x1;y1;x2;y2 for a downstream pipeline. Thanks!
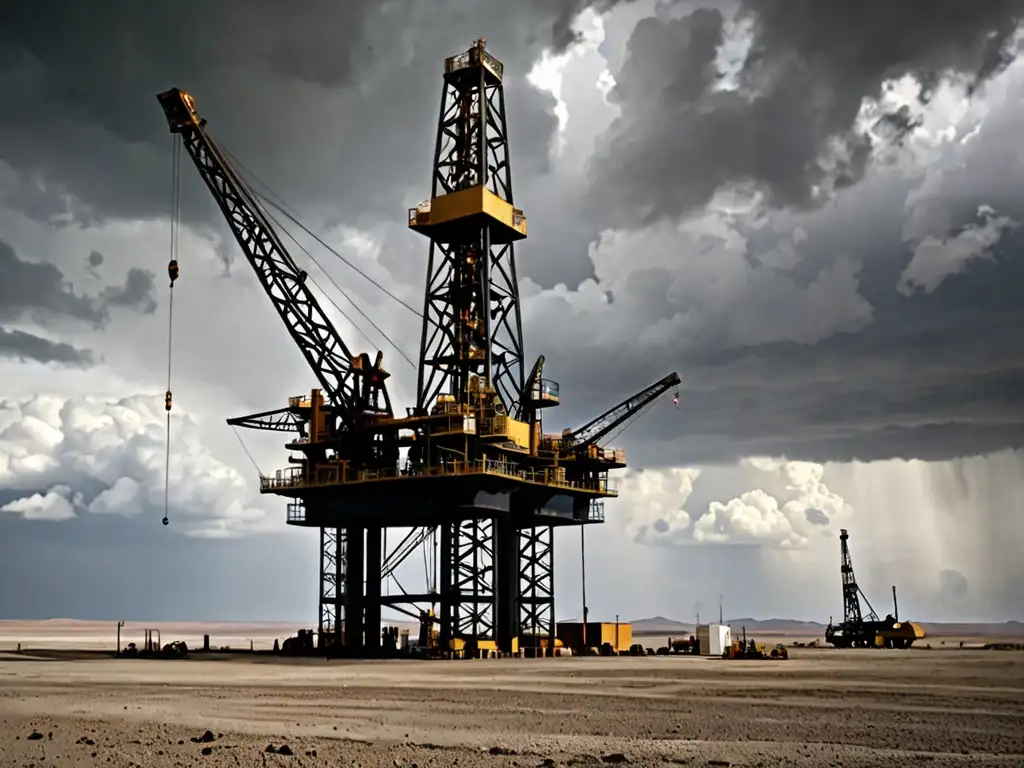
158;38;678;657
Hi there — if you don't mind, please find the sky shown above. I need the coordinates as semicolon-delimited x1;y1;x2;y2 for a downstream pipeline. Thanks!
1;0;1023;625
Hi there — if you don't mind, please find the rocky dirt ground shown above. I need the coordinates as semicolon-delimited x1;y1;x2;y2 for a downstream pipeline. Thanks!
1;648;1022;767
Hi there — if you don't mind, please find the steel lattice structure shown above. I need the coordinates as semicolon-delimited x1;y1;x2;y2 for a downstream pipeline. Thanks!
158;38;677;658
416;46;525;418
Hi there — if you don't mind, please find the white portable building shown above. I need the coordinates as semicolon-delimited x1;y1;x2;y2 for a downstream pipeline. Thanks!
696;623;732;656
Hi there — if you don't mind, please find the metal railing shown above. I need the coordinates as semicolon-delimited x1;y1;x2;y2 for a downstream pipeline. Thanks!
286;502;305;523
260;458;618;496
588;500;606;523
444;47;504;81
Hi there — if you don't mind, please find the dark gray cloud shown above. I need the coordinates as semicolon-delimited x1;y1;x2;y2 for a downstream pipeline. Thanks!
87;250;104;268
100;268;158;315
589;0;1024;228
0;0;638;289
528;141;1024;467
0;328;94;366
1;1;1022;469
0;239;160;326
0;2;609;246
0;238;105;325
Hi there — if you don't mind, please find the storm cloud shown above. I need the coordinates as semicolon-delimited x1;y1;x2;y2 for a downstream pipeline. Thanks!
590;0;1024;227
0;1;1023;622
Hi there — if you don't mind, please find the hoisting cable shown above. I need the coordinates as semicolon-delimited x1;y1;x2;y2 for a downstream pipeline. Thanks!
422;533;430;592
383;529;389;596
215;145;417;366
163;135;182;527
219;145;421;318
259;201;417;369
230;425;265;477
260;194;422;317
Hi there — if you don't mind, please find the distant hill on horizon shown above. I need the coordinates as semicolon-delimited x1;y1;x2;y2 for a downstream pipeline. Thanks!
628;615;1024;637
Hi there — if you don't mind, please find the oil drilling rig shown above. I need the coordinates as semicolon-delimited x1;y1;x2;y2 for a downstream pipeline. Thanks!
157;38;678;657
824;529;925;649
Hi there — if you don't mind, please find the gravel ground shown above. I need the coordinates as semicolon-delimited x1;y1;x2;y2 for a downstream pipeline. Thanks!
1;648;1022;767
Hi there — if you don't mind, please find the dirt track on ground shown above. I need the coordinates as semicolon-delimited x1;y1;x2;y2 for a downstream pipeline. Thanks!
1;649;1022;767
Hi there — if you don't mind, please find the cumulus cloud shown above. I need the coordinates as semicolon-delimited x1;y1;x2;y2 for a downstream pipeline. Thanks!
0;394;270;537
899;204;1016;294
1;484;80;521
625;458;852;548
616;467;701;538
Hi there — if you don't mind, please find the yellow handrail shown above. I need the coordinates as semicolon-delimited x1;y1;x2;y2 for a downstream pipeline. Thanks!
259;457;617;495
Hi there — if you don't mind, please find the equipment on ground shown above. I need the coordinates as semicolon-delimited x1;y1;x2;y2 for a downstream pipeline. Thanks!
669;635;699;654
156;38;679;658
824;529;925;649
120;628;188;659
280;629;316;655
696;623;732;656
724;627;788;660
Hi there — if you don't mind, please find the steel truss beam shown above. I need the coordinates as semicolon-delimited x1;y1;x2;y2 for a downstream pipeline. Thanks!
227;406;304;433
518;525;554;645
441;519;495;644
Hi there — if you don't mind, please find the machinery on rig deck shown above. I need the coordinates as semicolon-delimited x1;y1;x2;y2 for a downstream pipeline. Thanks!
824;529;925;649
157;38;678;657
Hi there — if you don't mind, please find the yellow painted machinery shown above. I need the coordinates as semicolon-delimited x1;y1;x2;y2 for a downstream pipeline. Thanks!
724;628;789;660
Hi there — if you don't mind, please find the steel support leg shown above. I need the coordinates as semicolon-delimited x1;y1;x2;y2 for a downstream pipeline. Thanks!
495;513;518;653
318;527;345;650
364;525;382;653
443;518;495;651
440;523;453;649
519;525;554;652
344;526;364;651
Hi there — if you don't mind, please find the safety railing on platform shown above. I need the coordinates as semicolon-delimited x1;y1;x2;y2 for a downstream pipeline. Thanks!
286;501;305;523
260;458;618;496
444;46;504;81
588;500;606;523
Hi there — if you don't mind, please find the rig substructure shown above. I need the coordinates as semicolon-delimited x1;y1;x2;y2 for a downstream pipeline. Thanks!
158;38;679;657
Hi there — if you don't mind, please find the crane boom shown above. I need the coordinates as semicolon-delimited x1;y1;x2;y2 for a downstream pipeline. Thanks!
156;88;392;428
226;406;304;433
564;372;681;449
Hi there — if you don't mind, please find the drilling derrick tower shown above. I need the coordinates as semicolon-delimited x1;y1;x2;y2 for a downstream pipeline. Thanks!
158;38;678;658
409;38;569;653
824;529;925;649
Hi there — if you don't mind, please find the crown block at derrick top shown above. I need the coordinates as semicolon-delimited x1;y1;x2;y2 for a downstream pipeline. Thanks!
408;186;527;245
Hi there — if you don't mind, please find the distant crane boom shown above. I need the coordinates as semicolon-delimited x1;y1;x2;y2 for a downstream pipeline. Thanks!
563;372;681;449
